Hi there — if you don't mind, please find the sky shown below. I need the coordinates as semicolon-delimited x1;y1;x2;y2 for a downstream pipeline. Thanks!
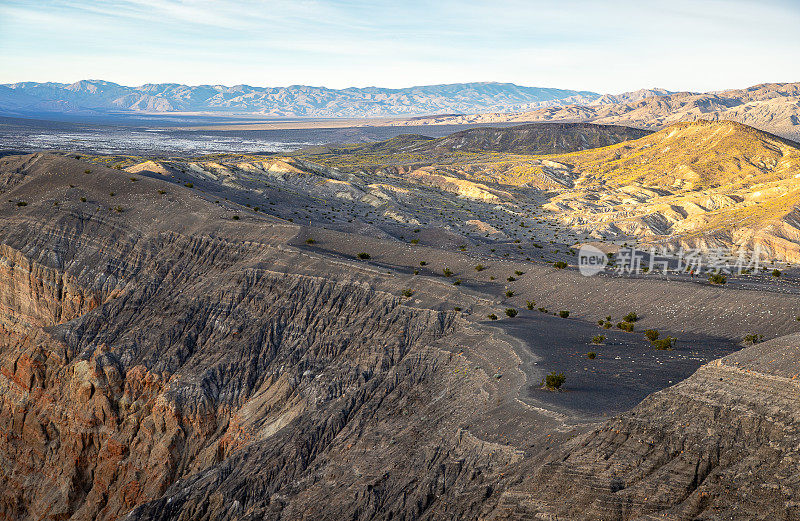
1;0;799;94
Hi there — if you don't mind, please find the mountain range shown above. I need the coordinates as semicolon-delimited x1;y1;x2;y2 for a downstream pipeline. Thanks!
0;80;599;118
393;82;800;142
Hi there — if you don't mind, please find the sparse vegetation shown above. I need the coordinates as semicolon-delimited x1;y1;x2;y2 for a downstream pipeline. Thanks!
587;351;597;359
743;333;764;345
357;252;371;260
453;279;462;285
401;289;414;298
474;264;486;271
708;272;727;284
232;215;240;220
526;300;535;310
623;312;638;323
505;290;514;298
553;261;567;269
488;313;498;320
644;329;660;342
514;270;524;276
591;335;606;344
772;269;782;278
16;201;27;207
80;197;87;202
505;308;518;317
184;182;194;188
651;337;676;350
558;310;570;318
443;267;453;277
305;238;316;244
617;321;634;332
544;372;566;390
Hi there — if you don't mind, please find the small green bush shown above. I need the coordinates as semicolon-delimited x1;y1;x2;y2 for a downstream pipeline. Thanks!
488;313;498;320
158;190;167;195
419;261;427;266
652;337;675;350
743;333;763;345
623;312;638;323
357;252;371;260
592;335;605;344
553;261;567;269
232;215;240;220
305;238;316;244
772;269;782;278
538;307;548;313
544;372;566;390
708;273;727;284
587;351;597;359
184;182;194;188
558;310;570;319
409;239;419;244
526;300;535;310
505;308;518;317
16;201;27;207
603;322;613;329
401;289;414;298
453;279;462;286
507;276;516;282
505;290;514;298
617;321;634;332
514;270;524;276
80;197;87;202
644;329;659;342
475;264;486;271
443;267;453;277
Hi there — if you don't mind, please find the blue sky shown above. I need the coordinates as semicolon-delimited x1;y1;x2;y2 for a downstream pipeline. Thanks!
1;0;799;93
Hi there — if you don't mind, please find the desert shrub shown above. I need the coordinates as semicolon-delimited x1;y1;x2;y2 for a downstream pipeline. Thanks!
488;313;498;320
84;169;91;174
708;273;727;284
644;329;660;342
544;372;566;390
526;300;535;310
587;351;597;359
129;177;138;181
184;182;194;188
453;279;462;286
15;201;27;207
109;192;115;196
158;190;166;195
514;270;524;276
623;312;638;323
597;320;604;326
453;306;462;311
232;215;240;220
505;290;514;297
507;276;516;282
357;252;371;260
538;307;548;313
617;321;634;332
553;261;567;269
305;238;316;244
114;206;123;213
505;308;518;317
413;269;419;275
419;261;427;266
401;289;414;298
743;333;763;345
652;337;675;350
592;335;606;344
475;264;486;271
80;197;87;202
559;310;570;318
772;269;782;277
603;322;613;329
443;267;453;277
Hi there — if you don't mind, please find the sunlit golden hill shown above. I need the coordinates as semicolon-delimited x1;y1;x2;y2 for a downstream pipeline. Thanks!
541;120;800;260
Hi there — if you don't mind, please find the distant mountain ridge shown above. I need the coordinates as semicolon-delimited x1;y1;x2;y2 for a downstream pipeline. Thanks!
390;82;800;142
0;80;600;118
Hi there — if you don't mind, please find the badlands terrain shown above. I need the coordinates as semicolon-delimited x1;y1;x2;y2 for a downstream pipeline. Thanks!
1;118;800;520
